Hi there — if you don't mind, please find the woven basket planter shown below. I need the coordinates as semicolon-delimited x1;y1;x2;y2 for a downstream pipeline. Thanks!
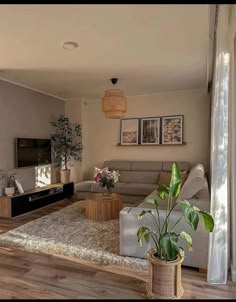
146;248;184;299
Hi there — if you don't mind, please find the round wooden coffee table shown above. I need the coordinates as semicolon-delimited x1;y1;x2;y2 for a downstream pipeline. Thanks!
85;193;123;221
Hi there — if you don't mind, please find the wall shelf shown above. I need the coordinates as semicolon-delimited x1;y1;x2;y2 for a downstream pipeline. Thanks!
116;143;186;147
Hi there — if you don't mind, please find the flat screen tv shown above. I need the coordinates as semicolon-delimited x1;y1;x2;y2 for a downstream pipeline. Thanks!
15;138;52;168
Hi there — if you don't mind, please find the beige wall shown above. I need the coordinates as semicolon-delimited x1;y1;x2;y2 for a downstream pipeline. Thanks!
0;80;64;193
81;89;210;179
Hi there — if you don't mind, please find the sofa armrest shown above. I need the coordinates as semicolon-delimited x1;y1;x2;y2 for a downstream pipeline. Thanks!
120;207;157;259
120;206;210;269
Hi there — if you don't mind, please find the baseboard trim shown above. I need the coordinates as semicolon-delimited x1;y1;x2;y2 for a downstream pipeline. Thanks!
231;264;236;282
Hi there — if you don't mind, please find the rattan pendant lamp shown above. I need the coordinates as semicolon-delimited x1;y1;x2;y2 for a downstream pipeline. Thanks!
102;78;127;119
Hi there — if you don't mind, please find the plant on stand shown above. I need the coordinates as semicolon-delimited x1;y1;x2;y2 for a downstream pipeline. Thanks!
137;163;214;299
50;114;83;184
94;167;120;197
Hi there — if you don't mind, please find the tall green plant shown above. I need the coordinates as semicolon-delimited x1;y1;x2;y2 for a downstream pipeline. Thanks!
50;114;83;170
137;163;214;261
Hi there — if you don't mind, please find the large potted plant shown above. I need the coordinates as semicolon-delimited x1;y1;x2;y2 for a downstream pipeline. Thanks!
50;114;83;184
137;163;214;299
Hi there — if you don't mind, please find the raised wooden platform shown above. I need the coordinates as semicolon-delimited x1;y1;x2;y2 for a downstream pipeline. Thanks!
0;199;234;299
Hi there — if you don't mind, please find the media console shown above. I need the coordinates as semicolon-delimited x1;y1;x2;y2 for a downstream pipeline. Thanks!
0;182;74;218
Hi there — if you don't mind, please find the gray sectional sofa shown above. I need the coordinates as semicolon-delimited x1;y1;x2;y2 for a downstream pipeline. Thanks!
120;162;210;269
75;160;190;203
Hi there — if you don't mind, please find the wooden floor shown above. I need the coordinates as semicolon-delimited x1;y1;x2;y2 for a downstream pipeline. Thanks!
0;198;235;299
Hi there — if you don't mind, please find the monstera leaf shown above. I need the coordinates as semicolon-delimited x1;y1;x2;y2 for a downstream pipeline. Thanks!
160;233;180;260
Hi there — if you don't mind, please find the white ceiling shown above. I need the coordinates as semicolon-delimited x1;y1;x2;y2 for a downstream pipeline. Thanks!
0;4;209;100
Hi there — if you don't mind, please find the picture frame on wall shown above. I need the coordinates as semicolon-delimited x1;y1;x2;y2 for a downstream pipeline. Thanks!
161;115;184;144
140;117;161;145
120;118;139;145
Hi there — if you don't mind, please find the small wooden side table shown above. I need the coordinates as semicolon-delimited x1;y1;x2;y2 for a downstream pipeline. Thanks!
85;193;123;221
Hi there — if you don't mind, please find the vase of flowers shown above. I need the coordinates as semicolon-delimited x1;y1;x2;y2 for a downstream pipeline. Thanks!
94;167;120;197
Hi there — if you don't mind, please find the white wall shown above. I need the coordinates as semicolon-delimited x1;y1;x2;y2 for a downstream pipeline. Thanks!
0;80;65;192
77;89;210;179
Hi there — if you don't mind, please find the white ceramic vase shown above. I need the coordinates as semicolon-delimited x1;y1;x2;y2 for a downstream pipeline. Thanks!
60;169;71;184
5;187;15;197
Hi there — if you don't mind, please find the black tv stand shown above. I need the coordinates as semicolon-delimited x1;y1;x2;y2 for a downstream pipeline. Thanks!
0;182;74;218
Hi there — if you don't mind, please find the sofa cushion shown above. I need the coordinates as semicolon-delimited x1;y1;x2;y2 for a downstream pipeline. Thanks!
75;181;93;192
158;171;171;186
131;161;162;172
119;171;159;184
158;171;188;186
104;161;131;171
178;163;205;200
195;177;210;200
122;183;156;196
162;161;190;172
90;182;123;194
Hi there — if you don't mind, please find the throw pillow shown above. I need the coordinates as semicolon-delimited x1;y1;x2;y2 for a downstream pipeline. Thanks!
93;167;109;179
181;171;188;185
158;171;188;186
93;167;102;178
158;172;171;186
178;163;205;200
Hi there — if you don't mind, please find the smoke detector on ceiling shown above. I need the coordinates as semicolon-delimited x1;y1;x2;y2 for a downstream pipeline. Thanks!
62;41;79;50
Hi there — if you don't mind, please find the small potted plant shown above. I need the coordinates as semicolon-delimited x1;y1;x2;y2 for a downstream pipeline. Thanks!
137;163;214;299
4;171;16;197
50;114;83;184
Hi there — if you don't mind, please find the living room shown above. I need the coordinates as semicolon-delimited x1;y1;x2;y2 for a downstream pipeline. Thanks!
0;4;235;300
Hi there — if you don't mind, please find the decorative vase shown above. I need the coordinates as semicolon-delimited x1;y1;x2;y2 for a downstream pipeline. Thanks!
5;187;15;197
60;169;71;184
146;248;184;299
103;186;113;198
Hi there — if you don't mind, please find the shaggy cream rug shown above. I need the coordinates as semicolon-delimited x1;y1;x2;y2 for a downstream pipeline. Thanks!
0;200;148;270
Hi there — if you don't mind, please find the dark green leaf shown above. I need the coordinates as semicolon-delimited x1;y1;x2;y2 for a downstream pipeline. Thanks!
137;226;150;247
178;199;190;211
157;184;169;200
169;163;182;198
146;199;159;207
160;232;179;260
200;211;214;232
180;231;192;251
178;200;199;231
138;210;152;220
183;206;199;231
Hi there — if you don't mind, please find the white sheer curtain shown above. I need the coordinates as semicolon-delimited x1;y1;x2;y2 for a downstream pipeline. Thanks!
207;5;230;284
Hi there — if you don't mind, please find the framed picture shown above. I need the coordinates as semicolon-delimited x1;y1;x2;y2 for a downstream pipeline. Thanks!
161;115;184;144
140;117;161;145
15;179;24;194
120;118;139;145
